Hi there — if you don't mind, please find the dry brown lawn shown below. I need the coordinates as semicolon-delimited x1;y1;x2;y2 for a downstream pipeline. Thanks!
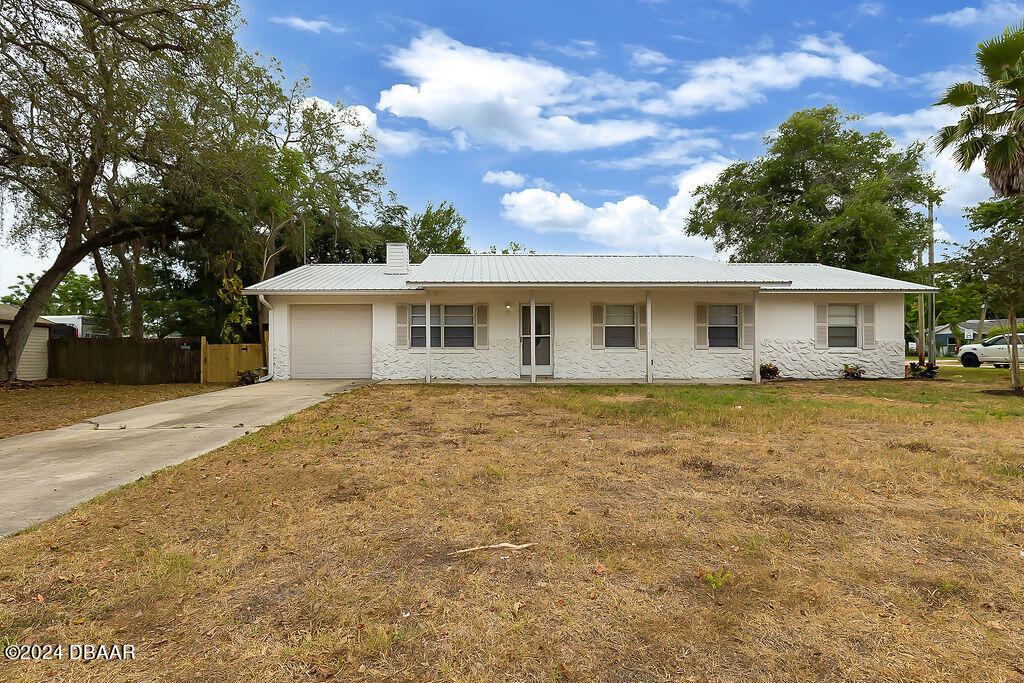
1;368;1023;681
0;381;226;438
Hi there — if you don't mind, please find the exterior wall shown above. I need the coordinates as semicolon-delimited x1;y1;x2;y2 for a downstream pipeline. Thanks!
0;324;49;380
758;292;906;379
265;289;908;381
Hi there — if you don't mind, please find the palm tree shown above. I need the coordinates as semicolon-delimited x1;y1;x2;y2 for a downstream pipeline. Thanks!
935;22;1024;196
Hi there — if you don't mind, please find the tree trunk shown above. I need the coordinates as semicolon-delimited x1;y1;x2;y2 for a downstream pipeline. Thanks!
0;257;79;381
114;242;144;339
976;303;987;343
1009;304;1022;396
92;249;122;337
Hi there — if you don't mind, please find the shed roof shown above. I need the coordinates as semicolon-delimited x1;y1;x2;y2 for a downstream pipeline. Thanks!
0;303;56;327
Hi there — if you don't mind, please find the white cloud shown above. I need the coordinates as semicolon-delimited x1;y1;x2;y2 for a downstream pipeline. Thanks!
377;29;661;152
862;107;993;219
629;46;674;72
909;67;978;97
346;105;435;156
296;98;435;157
596;134;723;170
857;2;885;16
537;39;601;60
644;33;890;115
482;170;528;188
269;16;344;34
925;2;1023;27
500;159;730;254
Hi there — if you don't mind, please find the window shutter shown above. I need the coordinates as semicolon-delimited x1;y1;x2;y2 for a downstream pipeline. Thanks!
694;303;709;350
814;303;829;350
741;303;755;350
591;304;605;349
475;304;489;349
636;303;647;350
395;304;410;349
861;303;876;350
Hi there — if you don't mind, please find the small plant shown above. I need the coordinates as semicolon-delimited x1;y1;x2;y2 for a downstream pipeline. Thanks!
759;363;780;380
907;362;939;379
702;568;733;590
842;363;866;379
237;369;260;386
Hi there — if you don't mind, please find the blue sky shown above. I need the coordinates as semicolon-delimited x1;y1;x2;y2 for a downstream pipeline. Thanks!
1;0;1019;293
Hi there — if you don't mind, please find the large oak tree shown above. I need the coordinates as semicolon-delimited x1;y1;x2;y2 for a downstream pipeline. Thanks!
0;0;275;379
684;106;942;278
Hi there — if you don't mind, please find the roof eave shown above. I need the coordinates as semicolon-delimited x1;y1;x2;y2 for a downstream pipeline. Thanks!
406;281;790;288
242;288;423;295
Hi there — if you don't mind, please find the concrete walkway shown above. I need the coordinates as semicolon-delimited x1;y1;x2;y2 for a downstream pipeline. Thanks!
0;379;366;537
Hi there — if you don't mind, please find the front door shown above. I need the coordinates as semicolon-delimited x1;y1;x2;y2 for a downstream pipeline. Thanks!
521;304;552;375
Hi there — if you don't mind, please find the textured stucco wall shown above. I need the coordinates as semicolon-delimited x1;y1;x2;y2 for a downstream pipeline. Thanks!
760;339;905;379
552;337;647;379
372;340;520;380
652;338;754;379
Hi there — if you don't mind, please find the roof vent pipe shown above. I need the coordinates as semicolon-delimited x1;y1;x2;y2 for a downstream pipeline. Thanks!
384;242;410;275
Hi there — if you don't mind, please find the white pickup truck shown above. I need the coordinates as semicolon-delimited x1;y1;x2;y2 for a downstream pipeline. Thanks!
958;334;1024;368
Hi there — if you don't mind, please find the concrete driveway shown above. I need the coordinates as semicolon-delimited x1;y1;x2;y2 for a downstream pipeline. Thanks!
0;379;366;537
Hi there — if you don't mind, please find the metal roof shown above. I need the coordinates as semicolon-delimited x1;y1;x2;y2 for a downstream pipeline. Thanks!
241;263;423;294
724;263;936;292
242;255;936;293
406;254;790;286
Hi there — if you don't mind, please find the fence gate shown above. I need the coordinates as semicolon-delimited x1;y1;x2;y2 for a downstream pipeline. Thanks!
200;337;265;383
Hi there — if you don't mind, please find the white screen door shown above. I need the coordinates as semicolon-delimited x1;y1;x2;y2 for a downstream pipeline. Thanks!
520;305;552;375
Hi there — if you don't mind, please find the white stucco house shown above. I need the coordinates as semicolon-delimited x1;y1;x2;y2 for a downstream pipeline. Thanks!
243;243;934;383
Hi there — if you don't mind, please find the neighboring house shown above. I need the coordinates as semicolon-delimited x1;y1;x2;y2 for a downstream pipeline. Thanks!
933;324;960;355
0;303;55;380
242;243;935;382
932;319;1011;355
957;318;1010;341
43;315;107;338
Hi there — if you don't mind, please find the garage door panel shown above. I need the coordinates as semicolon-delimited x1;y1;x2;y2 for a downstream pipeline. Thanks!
289;304;371;378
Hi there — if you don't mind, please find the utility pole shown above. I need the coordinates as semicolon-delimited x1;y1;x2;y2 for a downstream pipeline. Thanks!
917;249;925;365
928;201;936;366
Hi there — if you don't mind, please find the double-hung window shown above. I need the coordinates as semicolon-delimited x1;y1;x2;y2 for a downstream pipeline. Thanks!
410;304;474;348
708;304;739;348
827;304;858;348
604;305;636;348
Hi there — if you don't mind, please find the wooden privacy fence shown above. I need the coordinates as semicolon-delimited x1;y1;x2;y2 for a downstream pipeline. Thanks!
200;337;265;383
48;337;202;384
48;337;266;384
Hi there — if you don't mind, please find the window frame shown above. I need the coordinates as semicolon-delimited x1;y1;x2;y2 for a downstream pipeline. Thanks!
826;303;859;349
410;303;475;349
603;304;637;349
707;303;740;349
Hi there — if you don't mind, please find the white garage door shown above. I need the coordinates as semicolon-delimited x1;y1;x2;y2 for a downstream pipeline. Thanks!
289;304;372;378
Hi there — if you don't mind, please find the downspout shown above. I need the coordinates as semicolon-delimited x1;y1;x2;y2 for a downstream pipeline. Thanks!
258;295;274;382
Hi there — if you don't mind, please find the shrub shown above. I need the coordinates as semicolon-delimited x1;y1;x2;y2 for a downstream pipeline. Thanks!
237;368;261;386
907;362;939;379
842;363;866;379
759;363;780;380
